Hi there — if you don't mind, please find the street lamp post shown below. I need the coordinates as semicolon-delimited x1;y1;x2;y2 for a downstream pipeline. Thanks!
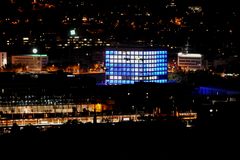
69;29;76;63
32;48;41;72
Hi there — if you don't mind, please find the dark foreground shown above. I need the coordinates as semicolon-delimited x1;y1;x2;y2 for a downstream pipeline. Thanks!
0;120;239;159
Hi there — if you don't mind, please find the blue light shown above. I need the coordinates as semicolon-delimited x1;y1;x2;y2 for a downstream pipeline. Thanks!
105;50;168;85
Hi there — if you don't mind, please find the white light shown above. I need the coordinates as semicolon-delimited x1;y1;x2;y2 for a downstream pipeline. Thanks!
23;37;29;40
209;109;213;113
70;29;76;36
110;76;114;79
32;48;38;54
3;58;7;65
178;52;202;58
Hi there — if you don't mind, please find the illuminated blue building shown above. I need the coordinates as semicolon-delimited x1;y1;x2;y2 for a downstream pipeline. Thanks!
105;49;168;85
196;86;240;96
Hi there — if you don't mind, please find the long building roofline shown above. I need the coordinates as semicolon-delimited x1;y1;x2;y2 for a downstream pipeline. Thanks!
178;52;202;58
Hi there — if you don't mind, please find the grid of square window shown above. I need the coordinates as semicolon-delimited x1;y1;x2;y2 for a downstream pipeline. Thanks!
105;50;168;85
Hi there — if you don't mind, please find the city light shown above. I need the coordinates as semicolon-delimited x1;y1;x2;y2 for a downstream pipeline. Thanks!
0;0;240;145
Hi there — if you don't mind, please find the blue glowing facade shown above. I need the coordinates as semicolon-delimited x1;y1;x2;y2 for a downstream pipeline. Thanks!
105;50;168;85
196;86;240;96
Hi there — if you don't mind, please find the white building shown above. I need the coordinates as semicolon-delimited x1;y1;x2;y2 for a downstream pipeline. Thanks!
177;52;203;71
11;54;48;72
0;52;7;67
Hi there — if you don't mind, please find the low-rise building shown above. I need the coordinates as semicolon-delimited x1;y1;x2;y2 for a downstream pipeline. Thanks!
11;54;48;72
177;52;203;71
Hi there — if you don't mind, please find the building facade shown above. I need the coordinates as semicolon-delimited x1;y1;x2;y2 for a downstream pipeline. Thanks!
177;52;203;71
11;54;48;72
105;49;168;85
0;52;7;67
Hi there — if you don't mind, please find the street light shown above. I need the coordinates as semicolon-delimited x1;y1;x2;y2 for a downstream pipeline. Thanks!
32;48;38;54
70;29;76;36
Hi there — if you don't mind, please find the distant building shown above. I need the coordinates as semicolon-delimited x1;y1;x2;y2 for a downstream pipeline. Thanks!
11;54;48;72
0;52;7;67
177;52;203;71
105;49;168;85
